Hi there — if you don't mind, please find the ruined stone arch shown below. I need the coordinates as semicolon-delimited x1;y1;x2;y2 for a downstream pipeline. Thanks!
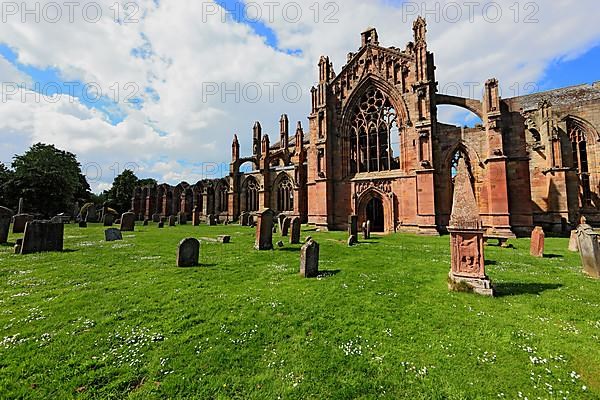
215;179;229;213
356;187;394;233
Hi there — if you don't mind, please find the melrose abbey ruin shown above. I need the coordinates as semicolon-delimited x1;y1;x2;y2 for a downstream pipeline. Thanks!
132;17;600;237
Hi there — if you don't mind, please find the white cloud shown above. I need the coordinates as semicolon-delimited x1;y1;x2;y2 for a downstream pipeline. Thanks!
0;0;599;192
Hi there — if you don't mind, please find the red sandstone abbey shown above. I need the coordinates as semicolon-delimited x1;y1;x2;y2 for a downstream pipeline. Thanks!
132;17;600;237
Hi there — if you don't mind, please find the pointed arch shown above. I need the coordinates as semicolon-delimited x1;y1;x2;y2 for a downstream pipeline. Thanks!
242;176;260;212
272;173;294;212
356;187;394;233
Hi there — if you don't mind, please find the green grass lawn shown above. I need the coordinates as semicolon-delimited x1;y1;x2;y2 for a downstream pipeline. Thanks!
0;223;599;399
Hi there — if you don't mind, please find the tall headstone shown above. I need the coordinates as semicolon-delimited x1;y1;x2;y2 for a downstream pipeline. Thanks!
13;214;33;234
17;197;24;214
192;207;200;226
178;212;188;225
448;158;493;296
20;221;64;255
105;228;123;242
240;212;250;227
290;217;301;244
177;238;200;267
530;226;545;258
87;205;98;222
168;215;176;227
348;215;358;239
366;220;371;239
361;222;368;240
300;239;320;278
255;208;274;250
278;214;286;233
576;223;600;279
102;213;114;227
568;230;579;252
0;206;13;244
282;217;291;237
120;212;136;232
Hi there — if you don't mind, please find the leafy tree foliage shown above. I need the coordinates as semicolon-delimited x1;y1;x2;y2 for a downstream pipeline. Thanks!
0;163;14;208
5;143;91;216
105;170;157;213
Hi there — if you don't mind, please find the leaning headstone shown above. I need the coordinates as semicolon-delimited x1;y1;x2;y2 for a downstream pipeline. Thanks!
102;213;114;227
178;212;188;225
105;228;123;242
447;158;493;296
120;212;136;232
290;217;301;244
348;215;358;239
13;214;33;234
282;217;291;237
20;221;64;255
168;216;176;227
568;230;579;252
177;238;200;267
530;226;545;258
300;239;320;278
348;235;357;247
0;207;13;244
255;208;274;250
576;224;600;279
217;235;231;244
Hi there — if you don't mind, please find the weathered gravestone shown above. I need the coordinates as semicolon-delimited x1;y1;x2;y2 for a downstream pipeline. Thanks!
158;221;165;228
120;212;136;232
178;212;187;225
348;235;357;247
348;215;358;239
177;238;200;267
152;213;161;223
366;220;371;239
105;228;123;242
255;208;274;250
290;217;301;244
102;213;114;227
361;222;368;240
278;214;286;233
17;197;24;214
240;212;250;227
0;207;13;244
13;214;33;234
281;217;291;237
218;235;231;244
168;216;176;227
192;207;200;226
576;224;600;279
530;226;545;258
207;215;216;226
143;219;149;226
300;239;320;278
568;230;579;252
86;205;98;222
20;221;64;255
447;158;493;296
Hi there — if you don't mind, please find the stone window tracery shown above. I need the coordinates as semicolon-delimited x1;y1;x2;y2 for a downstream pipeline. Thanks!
276;176;294;212
569;123;592;206
349;87;399;173
244;178;259;212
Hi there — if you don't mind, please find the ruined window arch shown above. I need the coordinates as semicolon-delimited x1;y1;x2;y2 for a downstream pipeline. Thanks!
244;177;259;212
276;175;294;212
349;87;399;173
218;183;228;212
568;122;592;206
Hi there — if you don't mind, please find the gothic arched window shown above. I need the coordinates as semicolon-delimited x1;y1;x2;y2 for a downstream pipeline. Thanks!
244;178;259;212
276;176;294;212
349;87;399;173
569;122;592;206
218;183;228;212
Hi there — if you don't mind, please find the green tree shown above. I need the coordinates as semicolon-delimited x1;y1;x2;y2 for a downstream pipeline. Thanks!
0;163;14;207
7;143;91;217
106;170;157;213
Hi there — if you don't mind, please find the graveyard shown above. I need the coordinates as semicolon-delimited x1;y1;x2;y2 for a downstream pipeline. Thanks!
0;222;599;399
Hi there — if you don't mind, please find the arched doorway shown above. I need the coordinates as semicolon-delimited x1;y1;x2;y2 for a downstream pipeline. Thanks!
366;197;385;232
